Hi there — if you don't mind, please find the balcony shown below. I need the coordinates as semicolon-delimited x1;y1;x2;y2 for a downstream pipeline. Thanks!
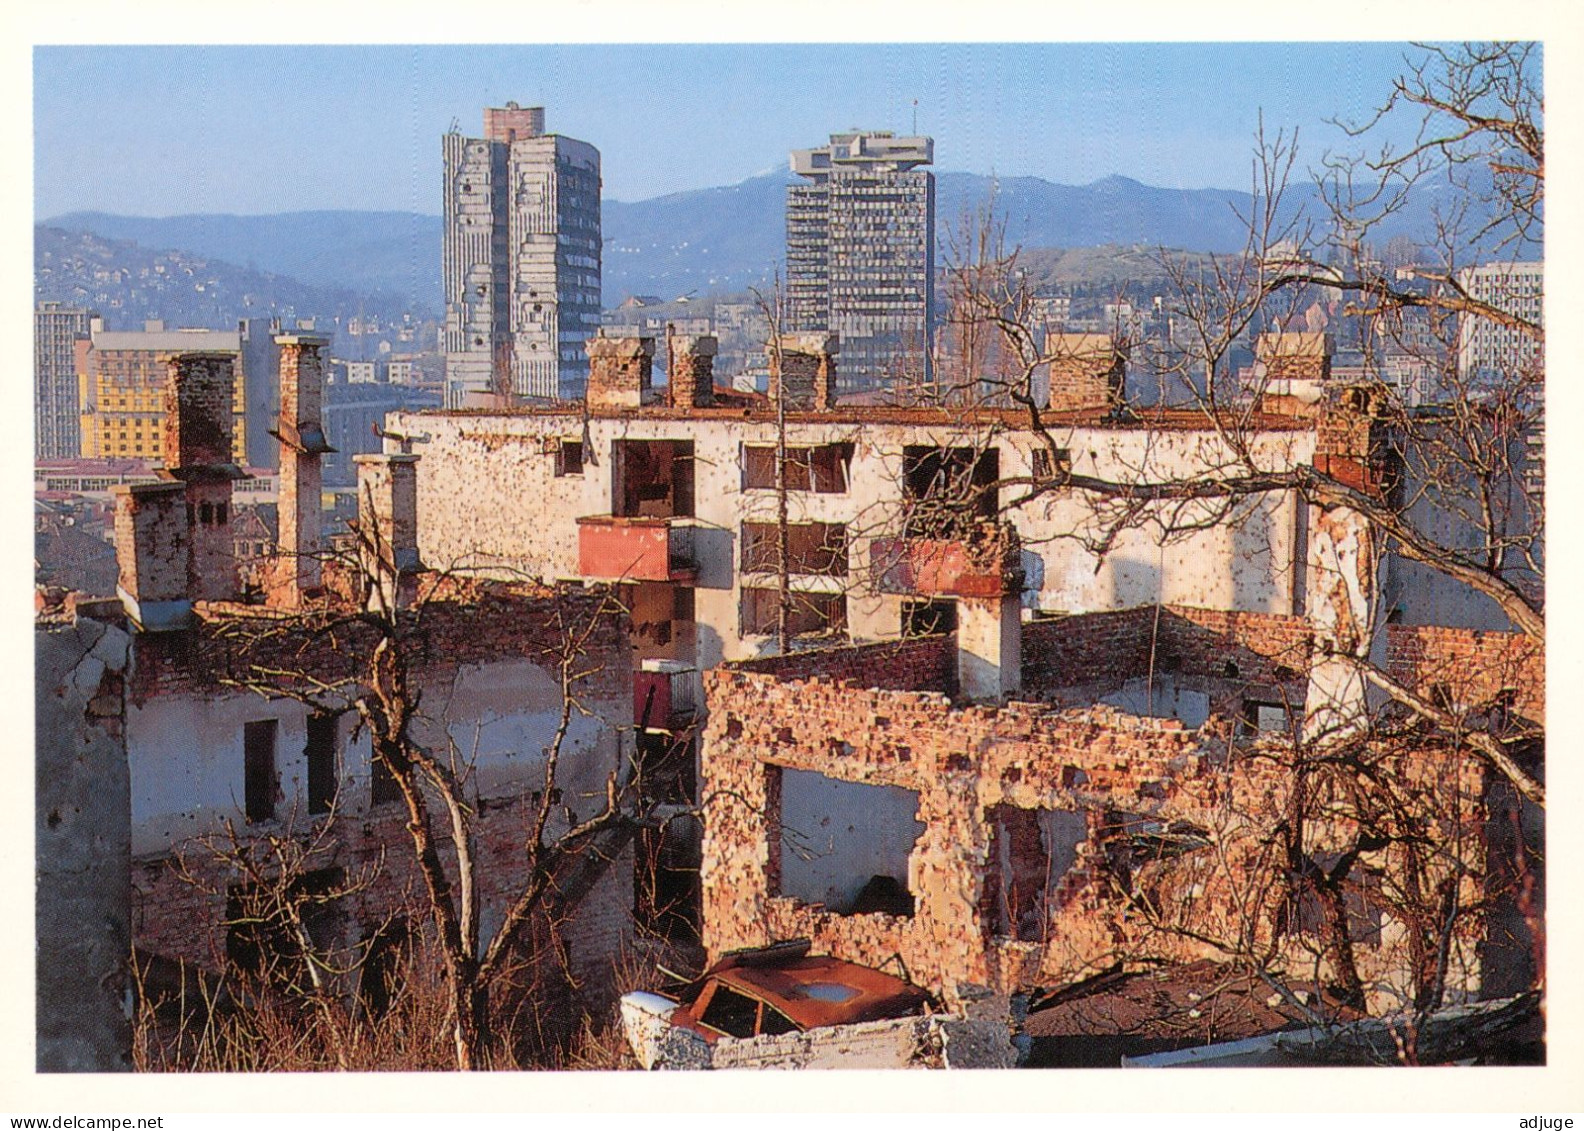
577;515;698;584
872;522;1023;599
634;659;700;732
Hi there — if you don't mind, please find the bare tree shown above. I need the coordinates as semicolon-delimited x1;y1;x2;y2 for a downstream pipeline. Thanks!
199;513;644;1070
931;42;1543;1046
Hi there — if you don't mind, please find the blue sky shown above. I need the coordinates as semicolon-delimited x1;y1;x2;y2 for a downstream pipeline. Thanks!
35;42;1440;218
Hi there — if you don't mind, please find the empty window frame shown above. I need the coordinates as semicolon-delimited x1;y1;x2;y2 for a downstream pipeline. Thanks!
740;521;849;576
306;712;339;816
243;719;278;822
555;439;585;477
1030;447;1072;482
741;443;853;493
739;587;847;638
778;768;923;917
370;750;402;807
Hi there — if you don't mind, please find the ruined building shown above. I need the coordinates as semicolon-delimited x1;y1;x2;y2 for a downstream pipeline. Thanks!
443;103;603;405
697;575;1542;1025
787;131;935;395
37;336;640;1068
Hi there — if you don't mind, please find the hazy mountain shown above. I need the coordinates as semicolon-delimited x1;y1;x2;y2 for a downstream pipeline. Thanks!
41;165;1530;320
42;210;444;314
34;225;418;336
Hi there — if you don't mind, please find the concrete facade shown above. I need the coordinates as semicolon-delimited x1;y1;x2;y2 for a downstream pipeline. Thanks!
35;302;94;459
385;400;1318;678
36;611;134;1071
443;104;602;404
788;132;935;395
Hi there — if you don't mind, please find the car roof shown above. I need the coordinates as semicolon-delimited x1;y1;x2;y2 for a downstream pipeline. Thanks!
707;953;930;1030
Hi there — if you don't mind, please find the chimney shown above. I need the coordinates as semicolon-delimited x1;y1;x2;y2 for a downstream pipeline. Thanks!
355;453;422;611
270;334;334;605
1314;383;1388;496
1040;333;1127;411
162;352;242;602
956;595;1022;704
112;481;192;631
1256;331;1333;387
770;332;839;410
585;335;654;410
668;332;717;409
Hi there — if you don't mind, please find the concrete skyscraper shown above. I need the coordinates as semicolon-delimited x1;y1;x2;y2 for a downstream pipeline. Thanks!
787;131;935;395
35;302;93;458
442;104;602;405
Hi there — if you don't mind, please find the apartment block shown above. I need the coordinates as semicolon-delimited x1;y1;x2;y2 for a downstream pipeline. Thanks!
35;302;94;459
75;319;283;467
787;132;935;396
1457;260;1544;381
442;103;602;405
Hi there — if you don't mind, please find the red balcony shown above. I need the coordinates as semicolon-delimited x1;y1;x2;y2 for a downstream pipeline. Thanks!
634;660;700;732
872;524;1023;599
577;515;698;584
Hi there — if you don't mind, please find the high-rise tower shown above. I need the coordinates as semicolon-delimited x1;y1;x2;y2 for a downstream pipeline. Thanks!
787;131;934;396
35;302;93;458
442;104;602;405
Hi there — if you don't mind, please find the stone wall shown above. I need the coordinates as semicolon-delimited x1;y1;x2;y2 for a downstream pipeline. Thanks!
36;616;134;1071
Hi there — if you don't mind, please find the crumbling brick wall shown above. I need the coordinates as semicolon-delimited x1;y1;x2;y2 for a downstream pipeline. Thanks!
731;632;955;692
699;612;1490;1010
1386;623;1544;725
1021;605;1312;698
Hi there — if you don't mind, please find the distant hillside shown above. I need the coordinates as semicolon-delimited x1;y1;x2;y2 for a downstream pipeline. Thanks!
34;226;418;335
43;210;443;314
41;164;1528;318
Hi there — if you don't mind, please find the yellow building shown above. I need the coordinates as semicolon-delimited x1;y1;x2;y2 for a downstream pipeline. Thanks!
77;325;248;463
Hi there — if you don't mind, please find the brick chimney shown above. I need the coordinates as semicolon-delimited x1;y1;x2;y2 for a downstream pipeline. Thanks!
667;332;717;409
355;454;422;611
1314;383;1389;496
270;334;334;605
585;335;654;410
161;352;242;602
770;332;839;410
1257;331;1332;385
112;481;192;631
1041;333;1127;411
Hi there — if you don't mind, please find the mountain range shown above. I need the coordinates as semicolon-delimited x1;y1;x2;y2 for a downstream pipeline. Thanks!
39;165;1520;328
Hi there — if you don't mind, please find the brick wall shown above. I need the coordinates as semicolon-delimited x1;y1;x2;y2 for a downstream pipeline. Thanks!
667;334;716;409
1045;334;1126;413
731;632;955;692
130;581;628;708
1386;623;1544;725
163;353;236;470
699;650;1491;1008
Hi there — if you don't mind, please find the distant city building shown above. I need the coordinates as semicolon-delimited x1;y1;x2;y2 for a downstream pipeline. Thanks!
787;131;935;395
76;321;247;464
35;302;94;458
74;318;289;468
322;376;441;486
1457;261;1543;380
442;103;602;405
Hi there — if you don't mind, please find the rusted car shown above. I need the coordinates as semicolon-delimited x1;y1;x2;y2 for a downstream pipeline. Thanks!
621;939;934;1068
